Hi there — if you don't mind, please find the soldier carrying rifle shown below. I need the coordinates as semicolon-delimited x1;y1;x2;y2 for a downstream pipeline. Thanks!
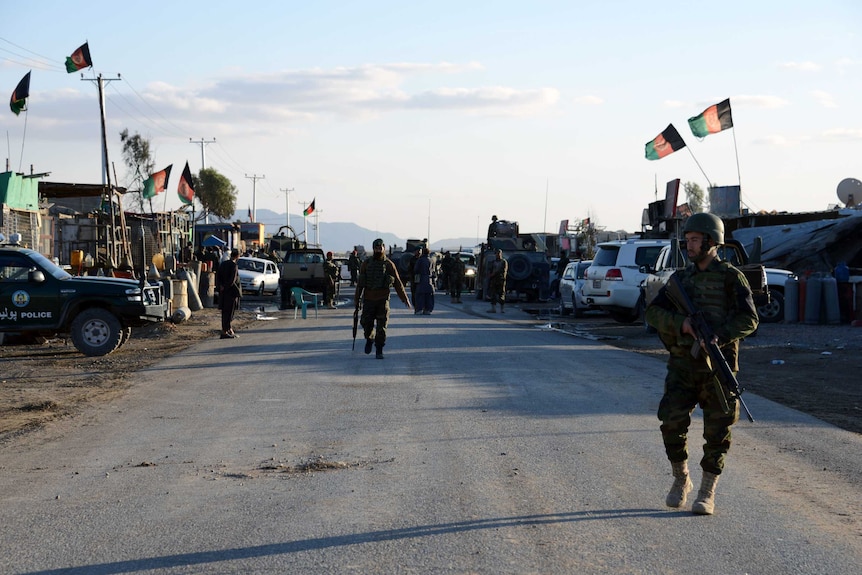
645;213;759;515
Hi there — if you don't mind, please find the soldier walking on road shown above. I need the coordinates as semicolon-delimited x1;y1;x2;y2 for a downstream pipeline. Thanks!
323;251;340;308
487;249;508;314
449;254;465;303
356;238;411;359
348;248;361;287
645;213;759;515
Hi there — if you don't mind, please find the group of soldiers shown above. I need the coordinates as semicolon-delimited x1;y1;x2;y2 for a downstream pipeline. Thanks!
411;250;467;304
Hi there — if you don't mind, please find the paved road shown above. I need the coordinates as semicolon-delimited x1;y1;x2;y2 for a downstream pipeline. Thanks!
1;292;860;574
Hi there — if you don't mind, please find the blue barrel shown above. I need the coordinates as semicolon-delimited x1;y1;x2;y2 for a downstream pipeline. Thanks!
784;276;799;323
822;276;841;324
803;275;822;324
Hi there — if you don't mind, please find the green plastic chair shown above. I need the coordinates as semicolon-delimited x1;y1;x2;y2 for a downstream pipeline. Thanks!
291;287;320;319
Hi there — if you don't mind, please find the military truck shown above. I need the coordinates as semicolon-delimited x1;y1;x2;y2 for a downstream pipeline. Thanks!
0;236;167;356
386;238;427;284
268;226;327;309
476;219;551;302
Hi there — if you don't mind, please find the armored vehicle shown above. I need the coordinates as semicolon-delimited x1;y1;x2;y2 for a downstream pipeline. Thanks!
476;219;551;302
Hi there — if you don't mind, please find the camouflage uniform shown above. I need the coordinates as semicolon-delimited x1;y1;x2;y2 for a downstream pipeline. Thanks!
645;258;758;475
356;246;410;357
323;254;340;307
488;253;508;309
449;257;465;303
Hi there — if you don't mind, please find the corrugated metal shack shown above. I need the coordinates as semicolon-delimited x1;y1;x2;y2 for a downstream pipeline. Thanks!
38;180;192;274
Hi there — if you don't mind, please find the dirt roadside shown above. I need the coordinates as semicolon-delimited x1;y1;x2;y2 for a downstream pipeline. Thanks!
2;303;861;443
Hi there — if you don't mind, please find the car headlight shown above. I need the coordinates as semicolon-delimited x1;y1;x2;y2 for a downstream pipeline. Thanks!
465;269;475;276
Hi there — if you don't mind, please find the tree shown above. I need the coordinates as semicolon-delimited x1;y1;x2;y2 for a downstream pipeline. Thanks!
119;129;154;212
195;168;237;220
683;181;706;214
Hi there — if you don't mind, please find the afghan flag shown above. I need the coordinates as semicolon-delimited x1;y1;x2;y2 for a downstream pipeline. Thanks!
65;42;93;73
303;198;316;216
177;162;194;205
645;124;686;161
688;98;733;138
10;71;30;116
142;165;173;199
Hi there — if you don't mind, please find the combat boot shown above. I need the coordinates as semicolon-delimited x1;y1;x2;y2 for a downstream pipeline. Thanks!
488;303;496;313
665;460;693;508
692;471;719;515
500;304;505;314
375;343;385;359
364;338;374;355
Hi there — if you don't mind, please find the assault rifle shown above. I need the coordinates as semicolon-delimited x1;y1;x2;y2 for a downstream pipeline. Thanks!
665;274;755;422
352;299;361;351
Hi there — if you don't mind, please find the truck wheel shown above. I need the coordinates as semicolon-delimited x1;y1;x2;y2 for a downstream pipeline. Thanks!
70;308;123;356
508;254;532;280
757;289;784;323
119;326;133;348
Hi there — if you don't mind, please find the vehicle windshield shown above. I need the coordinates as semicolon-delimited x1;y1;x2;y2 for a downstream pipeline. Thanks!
238;259;264;272
458;253;475;265
30;251;72;280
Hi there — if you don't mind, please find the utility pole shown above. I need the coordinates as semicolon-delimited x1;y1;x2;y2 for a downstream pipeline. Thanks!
189;138;216;170
280;187;294;229
244;174;265;222
82;73;121;187
314;210;322;248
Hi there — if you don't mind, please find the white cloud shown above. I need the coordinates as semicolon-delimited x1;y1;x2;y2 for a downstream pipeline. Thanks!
732;95;790;109
752;134;804;147
778;61;821;72
663;100;687;109
820;128;862;141
812;90;838;108
573;95;603;106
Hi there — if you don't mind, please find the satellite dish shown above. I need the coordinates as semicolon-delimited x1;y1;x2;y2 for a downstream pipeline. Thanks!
837;178;861;207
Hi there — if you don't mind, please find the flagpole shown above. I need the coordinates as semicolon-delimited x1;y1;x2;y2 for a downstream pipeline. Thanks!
731;128;742;188
685;147;712;187
18;110;28;174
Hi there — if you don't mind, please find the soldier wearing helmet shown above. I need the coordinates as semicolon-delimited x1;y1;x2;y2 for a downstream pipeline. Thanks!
645;212;759;516
356;238;411;358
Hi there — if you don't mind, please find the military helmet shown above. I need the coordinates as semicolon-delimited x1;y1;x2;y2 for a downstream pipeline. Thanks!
683;212;724;245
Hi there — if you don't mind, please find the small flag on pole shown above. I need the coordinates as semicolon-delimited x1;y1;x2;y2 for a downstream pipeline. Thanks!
645;124;686;161
303;198;316;217
65;42;93;73
10;71;31;116
177;162;194;205
142;165;173;199
688;98;733;138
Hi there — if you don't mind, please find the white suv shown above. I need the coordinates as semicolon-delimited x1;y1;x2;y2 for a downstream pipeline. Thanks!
582;239;669;323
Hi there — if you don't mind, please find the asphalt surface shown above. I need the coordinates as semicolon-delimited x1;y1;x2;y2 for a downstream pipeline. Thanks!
1;289;860;574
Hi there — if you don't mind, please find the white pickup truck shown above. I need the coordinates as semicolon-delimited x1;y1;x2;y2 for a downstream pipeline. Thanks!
641;239;795;323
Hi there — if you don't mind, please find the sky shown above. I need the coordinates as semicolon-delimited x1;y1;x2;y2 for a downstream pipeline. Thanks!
1;0;860;244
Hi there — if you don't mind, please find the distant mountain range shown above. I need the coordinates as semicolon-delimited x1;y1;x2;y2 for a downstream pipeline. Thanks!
229;208;479;254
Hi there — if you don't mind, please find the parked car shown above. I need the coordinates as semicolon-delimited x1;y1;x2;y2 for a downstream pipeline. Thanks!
237;256;280;296
558;260;596;317
582;239;670;323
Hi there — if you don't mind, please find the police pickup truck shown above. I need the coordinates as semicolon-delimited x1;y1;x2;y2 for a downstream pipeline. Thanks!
0;238;167;356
